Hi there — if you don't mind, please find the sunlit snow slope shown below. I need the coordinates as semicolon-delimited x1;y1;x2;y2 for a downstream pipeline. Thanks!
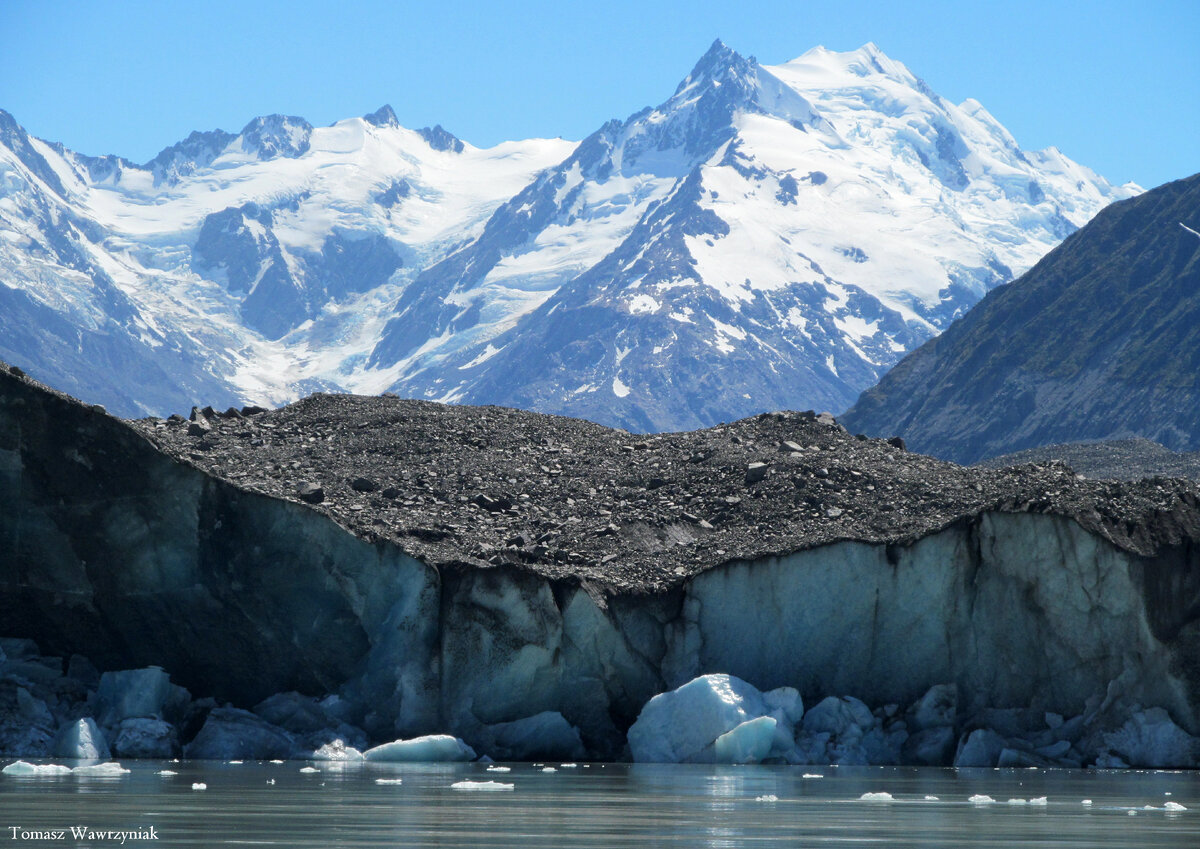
0;42;1135;426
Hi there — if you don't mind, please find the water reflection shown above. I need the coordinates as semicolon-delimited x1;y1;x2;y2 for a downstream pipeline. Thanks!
0;761;1196;847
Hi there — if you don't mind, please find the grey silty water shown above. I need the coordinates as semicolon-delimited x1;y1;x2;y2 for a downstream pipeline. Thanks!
1;761;1198;847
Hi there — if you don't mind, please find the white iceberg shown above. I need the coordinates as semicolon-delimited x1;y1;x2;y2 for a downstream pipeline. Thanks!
451;780;514;791
72;762;129;777
713;716;778;764
2;761;72;776
363;735;476;763
312;739;364;761
627;674;780;763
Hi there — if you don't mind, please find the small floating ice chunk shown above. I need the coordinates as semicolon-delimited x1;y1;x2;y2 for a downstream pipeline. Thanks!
925;795;939;801
1007;798;1027;805
266;779;275;785
299;767;320;773
312;740;364;762
270;759;284;764
1128;810;1136;816
2;761;72;776
1164;801;1187;811
969;794;995;805
542;767;557;773
192;783;207;790
158;770;177;776
375;778;404;785
451;780;514;791
801;773;823;779
486;766;511;773
860;792;893;801
756;794;779;802
560;763;578;768
1030;796;1047;806
227;760;243;764
1081;800;1092;806
73;762;130;776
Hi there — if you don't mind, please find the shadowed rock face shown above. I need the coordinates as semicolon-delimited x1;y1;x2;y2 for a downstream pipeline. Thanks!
2;363;1200;756
842;173;1200;463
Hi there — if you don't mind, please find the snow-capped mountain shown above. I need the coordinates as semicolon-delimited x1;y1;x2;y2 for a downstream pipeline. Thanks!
0;41;1136;425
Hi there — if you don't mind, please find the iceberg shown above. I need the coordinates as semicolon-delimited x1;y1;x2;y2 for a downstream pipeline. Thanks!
71;762;130;776
712;716;778;764
52;718;110;760
363;735;476;763
2;761;72;776
451;780;514;791
311;739;365;761
627;673;776;763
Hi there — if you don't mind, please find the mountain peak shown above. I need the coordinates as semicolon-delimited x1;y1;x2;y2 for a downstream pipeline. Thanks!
675;39;757;97
364;104;400;128
416;125;465;154
239;114;313;160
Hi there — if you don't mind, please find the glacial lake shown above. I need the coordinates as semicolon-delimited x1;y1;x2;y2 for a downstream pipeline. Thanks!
1;760;1197;847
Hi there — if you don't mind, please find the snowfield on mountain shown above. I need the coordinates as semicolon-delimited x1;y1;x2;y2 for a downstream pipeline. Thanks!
0;41;1135;426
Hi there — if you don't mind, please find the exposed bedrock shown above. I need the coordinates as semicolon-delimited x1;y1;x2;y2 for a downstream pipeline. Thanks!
2;369;1199;760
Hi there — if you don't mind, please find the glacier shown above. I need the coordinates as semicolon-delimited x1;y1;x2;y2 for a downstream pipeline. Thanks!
2;369;1199;765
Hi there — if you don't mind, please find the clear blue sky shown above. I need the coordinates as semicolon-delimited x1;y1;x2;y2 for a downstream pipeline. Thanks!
2;0;1195;188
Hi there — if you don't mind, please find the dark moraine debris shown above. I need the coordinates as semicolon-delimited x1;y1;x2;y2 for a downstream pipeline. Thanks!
116;389;1200;592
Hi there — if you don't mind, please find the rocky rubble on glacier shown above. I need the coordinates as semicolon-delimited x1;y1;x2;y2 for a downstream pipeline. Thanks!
133;388;1200;592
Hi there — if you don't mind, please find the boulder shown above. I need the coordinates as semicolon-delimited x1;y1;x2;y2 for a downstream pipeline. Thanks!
954;728;1007;767
96;667;181;727
252;691;367;751
0;638;40;661
479;711;585;761
801;696;874;737
183;707;294;760
907;684;956;731
0;683;55;756
1104;708;1200;768
902;726;956;766
112;718;179;759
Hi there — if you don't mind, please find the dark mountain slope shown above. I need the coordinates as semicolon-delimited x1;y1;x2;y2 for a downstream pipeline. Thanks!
843;173;1200;463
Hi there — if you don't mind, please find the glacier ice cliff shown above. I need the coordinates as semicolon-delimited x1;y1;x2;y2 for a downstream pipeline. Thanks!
1;364;1199;762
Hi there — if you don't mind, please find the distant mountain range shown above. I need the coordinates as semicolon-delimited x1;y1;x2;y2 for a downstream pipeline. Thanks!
843;173;1200;463
0;40;1135;426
